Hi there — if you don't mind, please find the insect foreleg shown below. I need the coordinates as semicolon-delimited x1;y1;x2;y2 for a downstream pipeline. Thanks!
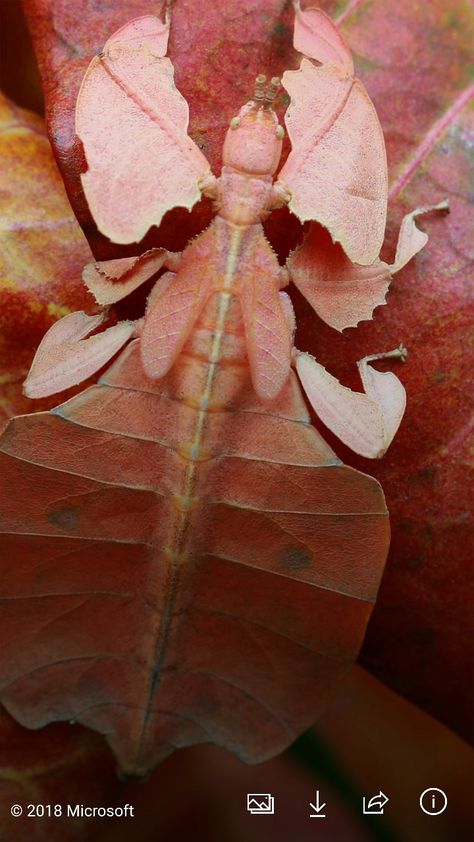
266;181;291;211
198;171;219;200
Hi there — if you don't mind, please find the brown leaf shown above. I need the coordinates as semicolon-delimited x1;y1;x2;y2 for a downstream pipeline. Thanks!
0;341;388;774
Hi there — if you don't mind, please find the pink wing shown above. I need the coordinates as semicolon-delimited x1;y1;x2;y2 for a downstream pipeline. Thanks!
140;226;218;379
76;16;210;244
239;235;293;402
141;268;211;380
278;8;387;266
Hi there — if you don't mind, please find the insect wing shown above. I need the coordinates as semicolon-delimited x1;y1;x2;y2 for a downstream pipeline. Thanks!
140;227;217;380
0;338;389;775
239;238;293;402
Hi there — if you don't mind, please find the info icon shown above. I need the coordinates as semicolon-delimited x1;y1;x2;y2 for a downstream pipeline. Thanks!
420;788;447;816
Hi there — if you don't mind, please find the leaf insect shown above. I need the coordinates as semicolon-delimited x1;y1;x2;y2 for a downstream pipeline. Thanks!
0;3;445;775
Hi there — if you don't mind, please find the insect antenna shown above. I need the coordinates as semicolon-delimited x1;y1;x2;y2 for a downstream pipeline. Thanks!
253;74;267;105
264;77;281;108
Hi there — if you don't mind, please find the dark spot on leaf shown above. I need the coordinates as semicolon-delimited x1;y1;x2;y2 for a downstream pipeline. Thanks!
272;22;290;40
404;555;425;571
399;517;415;534
412;627;435;647
280;546;312;571
422;524;433;543
445;11;463;30
47;506;79;531
418;466;437;484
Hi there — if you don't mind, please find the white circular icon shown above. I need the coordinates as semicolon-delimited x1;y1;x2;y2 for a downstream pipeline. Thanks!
420;788;447;816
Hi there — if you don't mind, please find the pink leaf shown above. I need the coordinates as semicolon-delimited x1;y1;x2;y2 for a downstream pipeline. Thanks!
278;12;387;266
76;15;211;244
390;201;449;273
288;202;448;331
296;347;407;458
293;2;354;74
288;225;391;332
83;248;171;305
24;311;135;398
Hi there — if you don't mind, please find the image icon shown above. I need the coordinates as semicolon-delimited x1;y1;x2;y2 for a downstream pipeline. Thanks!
247;794;275;815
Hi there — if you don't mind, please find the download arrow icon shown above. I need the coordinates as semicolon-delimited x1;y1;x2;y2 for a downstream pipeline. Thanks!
309;790;326;818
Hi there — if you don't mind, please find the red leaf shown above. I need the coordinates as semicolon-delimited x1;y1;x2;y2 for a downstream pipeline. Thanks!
294;0;474;739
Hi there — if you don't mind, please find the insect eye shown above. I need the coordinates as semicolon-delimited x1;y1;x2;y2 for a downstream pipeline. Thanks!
229;116;241;130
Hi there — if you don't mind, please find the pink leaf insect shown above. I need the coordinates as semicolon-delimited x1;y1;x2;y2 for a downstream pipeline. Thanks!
24;3;443;460
2;2;447;776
